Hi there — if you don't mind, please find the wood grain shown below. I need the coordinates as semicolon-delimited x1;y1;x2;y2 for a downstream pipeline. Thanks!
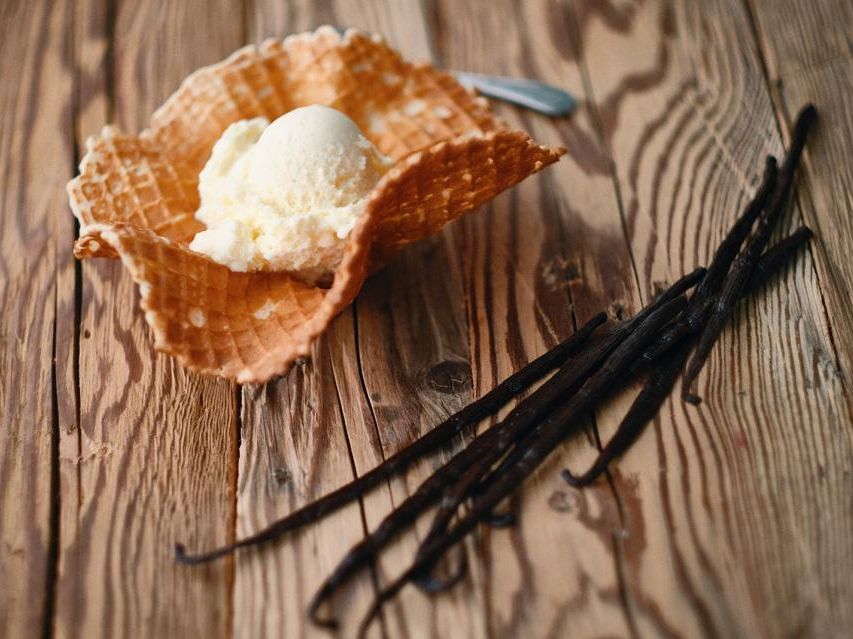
747;0;853;388
0;1;73;635
54;2;240;637
572;0;853;636
232;335;379;638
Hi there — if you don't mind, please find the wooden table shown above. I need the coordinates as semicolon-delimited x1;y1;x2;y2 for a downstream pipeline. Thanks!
3;1;852;637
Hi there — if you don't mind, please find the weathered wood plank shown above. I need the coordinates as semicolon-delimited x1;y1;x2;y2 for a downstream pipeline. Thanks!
56;2;107;635
233;334;378;638
0;1;73;635
436;1;643;636
238;1;645;636
747;0;853;387
333;3;489;637
572;0;853;636
337;250;485;639
54;2;241;637
233;3;431;638
235;2;502;637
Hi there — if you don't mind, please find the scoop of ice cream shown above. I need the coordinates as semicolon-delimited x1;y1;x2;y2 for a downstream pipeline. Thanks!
189;105;391;282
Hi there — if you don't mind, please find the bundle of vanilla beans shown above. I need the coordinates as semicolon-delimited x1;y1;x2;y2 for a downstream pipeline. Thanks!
177;105;817;636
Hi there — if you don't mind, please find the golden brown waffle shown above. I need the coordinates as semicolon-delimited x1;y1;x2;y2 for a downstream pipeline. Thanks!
67;26;565;382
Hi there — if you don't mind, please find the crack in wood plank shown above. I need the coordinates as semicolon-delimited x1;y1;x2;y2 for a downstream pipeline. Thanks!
0;2;76;636
55;3;241;638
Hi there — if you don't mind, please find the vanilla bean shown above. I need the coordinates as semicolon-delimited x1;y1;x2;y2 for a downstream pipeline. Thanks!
308;316;619;626
307;313;611;626
310;273;705;624
416;269;707;554
469;438;536;529
406;269;707;590
633;226;812;375
748;226;813;291
565;225;814;485
682;104;817;402
476;314;686;504
412;467;485;591
695;156;778;299
484;504;516;528
629;156;777;374
476;271;706;501
644;267;708;308
629;295;710;374
562;342;691;487
412;337;633;584
174;312;606;564
475;322;684;508
412;544;469;594
412;423;511;590
355;296;687;637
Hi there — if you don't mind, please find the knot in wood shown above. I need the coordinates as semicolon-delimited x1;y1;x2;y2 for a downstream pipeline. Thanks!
272;466;292;486
423;360;472;394
547;490;578;513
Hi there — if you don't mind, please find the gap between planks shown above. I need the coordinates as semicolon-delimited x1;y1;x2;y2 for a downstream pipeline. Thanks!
560;5;647;636
45;1;86;636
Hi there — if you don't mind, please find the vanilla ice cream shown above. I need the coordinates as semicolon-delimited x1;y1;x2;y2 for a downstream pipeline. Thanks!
189;105;391;282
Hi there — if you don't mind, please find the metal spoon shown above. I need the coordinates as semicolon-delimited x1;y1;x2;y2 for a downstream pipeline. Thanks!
332;27;576;117
453;72;576;117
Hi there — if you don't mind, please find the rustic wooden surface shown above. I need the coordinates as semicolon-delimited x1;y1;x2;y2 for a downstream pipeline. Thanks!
1;1;852;637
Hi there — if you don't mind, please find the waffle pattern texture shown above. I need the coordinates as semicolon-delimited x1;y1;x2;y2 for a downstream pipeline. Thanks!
68;26;565;382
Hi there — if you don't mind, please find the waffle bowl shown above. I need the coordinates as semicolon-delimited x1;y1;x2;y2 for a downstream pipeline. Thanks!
68;26;565;383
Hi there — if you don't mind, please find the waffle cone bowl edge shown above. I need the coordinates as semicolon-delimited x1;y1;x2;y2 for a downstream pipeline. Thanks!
67;26;565;383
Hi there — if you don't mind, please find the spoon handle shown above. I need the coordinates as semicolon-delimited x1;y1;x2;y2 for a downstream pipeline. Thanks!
454;72;576;117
